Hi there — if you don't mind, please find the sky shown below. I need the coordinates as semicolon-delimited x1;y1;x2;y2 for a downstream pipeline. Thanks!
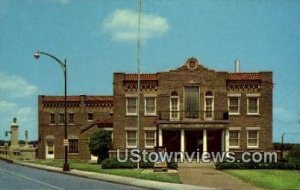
0;0;299;143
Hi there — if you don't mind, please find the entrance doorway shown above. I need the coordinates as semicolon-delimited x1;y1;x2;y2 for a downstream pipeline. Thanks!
45;140;55;159
185;130;202;154
162;130;180;152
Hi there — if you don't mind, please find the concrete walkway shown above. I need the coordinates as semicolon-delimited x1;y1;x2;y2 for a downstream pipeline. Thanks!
178;162;261;190
13;160;212;190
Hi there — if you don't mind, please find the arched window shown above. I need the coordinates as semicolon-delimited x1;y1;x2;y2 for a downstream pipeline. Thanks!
170;91;179;120
204;91;214;120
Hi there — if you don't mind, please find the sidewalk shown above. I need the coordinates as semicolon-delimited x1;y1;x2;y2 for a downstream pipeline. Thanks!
178;162;261;190
14;161;212;190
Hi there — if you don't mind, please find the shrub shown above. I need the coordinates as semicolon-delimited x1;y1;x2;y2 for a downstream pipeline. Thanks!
89;131;112;164
101;158;135;169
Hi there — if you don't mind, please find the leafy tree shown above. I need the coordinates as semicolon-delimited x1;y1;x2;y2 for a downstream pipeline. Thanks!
89;131;112;164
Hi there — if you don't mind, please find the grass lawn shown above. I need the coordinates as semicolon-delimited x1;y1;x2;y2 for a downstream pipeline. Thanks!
30;159;181;184
226;170;300;190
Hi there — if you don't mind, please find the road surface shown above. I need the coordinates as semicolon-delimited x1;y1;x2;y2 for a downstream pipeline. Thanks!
0;160;141;190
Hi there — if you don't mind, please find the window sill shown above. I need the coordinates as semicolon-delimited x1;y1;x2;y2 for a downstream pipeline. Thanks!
126;146;137;149
247;113;260;116
229;113;240;116
229;146;241;149
68;123;75;126
126;114;137;117
87;120;94;123
49;123;56;126
247;146;259;149
144;114;157;117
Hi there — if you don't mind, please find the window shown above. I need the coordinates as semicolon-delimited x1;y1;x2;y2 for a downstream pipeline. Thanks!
145;97;156;115
204;91;214;119
170;91;179;120
126;131;137;148
229;131;240;148
68;139;79;154
185;86;199;118
145;131;156;148
59;113;65;124
126;97;137;115
247;131;259;148
68;113;74;124
87;113;93;121
248;97;259;114
228;97;240;114
49;113;55;125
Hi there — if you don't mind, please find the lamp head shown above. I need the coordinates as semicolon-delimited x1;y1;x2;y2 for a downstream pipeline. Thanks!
33;51;40;59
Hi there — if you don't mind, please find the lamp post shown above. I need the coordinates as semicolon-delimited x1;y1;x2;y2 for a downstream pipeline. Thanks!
34;51;70;171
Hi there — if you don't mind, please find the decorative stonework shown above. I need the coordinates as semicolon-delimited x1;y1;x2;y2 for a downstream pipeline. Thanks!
186;57;199;70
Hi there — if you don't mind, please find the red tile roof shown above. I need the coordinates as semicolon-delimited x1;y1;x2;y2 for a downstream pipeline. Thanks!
124;74;158;81
42;95;113;102
228;73;262;81
80;117;113;133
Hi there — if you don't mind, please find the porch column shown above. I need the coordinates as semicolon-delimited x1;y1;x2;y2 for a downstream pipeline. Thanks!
203;129;207;152
180;129;185;161
225;129;230;152
221;129;225;152
158;129;163;147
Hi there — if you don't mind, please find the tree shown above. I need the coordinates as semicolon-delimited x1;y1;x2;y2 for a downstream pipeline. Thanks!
89;131;112;164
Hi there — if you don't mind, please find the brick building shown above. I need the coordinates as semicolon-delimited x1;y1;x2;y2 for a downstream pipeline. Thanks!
38;95;113;160
38;57;273;160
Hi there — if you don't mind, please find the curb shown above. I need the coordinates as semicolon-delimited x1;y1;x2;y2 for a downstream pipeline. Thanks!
0;157;14;163
14;161;211;190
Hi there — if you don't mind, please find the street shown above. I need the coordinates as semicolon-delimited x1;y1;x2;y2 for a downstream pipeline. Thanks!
0;160;141;190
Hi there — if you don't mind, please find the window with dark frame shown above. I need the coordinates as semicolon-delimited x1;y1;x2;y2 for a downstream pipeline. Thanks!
87;113;93;121
68;139;79;154
59;113;65;124
50;113;55;124
69;113;74;124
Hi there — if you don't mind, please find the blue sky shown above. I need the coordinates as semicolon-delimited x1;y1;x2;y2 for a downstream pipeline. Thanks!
0;0;299;143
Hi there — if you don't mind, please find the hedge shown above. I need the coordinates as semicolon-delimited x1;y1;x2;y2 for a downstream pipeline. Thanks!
101;157;178;169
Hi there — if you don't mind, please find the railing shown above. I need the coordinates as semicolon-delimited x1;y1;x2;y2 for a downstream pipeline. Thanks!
158;110;229;121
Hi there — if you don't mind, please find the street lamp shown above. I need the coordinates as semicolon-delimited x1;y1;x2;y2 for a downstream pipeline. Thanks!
34;50;70;171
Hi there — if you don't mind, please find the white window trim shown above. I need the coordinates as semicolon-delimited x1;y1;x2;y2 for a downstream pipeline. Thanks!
126;97;137;116
126;130;137;148
170;94;180;120
87;112;94;122
49;113;56;125
204;95;214;120
144;131;156;148
247;96;260;115
229;130;240;149
144;97;157;116
247;130;260;148
228;97;240;115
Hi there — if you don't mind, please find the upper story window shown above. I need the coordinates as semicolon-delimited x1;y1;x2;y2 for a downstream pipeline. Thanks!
126;97;137;115
170;91;179;120
144;97;156;115
228;93;241;115
68;113;74;124
59;113;65;124
49;113;55;125
185;86;199;119
87;112;93;122
247;94;260;115
204;91;214;119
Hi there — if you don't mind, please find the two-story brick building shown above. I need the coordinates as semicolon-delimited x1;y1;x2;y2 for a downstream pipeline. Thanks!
38;57;273;160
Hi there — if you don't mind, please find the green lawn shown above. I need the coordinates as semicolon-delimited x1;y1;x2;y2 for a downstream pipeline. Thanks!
226;170;300;190
30;159;181;184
